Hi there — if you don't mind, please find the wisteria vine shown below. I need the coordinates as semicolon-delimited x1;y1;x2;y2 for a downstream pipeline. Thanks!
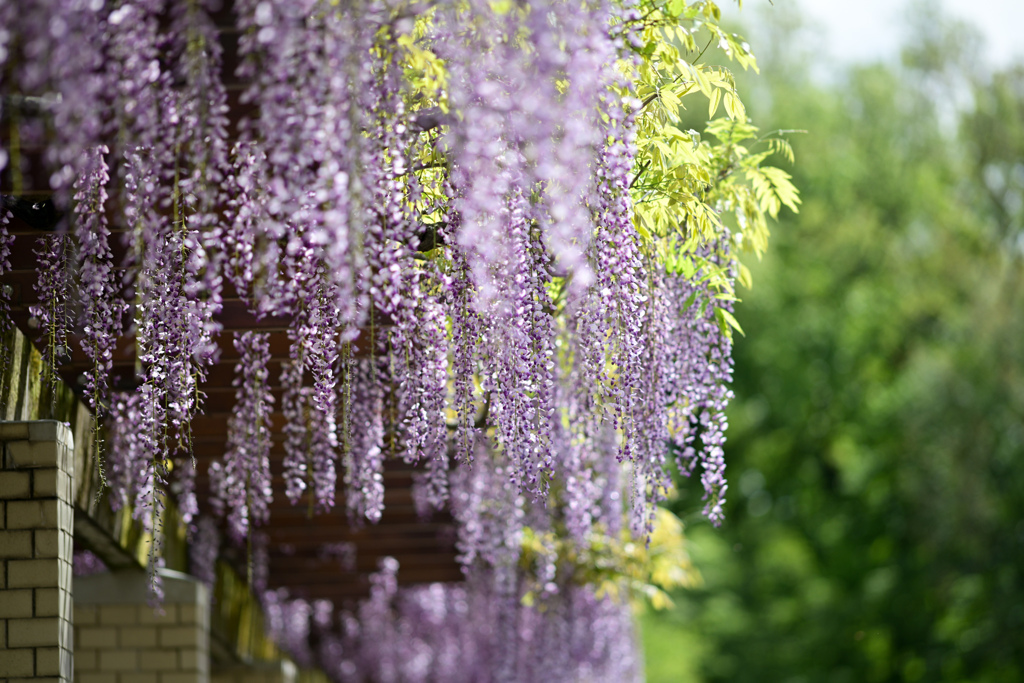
1;0;795;677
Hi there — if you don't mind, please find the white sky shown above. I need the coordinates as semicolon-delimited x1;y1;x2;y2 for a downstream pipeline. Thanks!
723;0;1024;67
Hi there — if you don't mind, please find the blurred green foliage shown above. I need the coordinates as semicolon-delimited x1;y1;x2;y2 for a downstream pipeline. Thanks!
645;6;1024;683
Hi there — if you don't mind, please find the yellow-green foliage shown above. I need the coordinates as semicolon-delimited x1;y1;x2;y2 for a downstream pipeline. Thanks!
519;508;701;610
629;1;800;332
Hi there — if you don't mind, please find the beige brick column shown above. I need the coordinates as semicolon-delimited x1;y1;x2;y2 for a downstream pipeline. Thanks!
0;420;76;683
74;569;210;683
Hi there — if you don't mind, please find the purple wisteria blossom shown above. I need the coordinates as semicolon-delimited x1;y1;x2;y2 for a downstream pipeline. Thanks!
72;549;108;577
301;563;642;683
279;267;342;513
663;241;737;525
0;208;14;339
342;358;386;524
74;146;123;433
30;232;75;398
3;0;748;670
106;392;149;511
449;437;524;569
190;516;220;591
211;331;274;543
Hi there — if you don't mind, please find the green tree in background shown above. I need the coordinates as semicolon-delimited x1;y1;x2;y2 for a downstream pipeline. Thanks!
643;6;1024;682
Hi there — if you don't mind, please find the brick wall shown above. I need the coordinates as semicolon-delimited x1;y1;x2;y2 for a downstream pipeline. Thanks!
74;570;210;683
1;423;294;683
0;420;75;683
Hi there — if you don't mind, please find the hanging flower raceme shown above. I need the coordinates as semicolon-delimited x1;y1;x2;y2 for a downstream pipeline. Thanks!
663;242;736;526
105;392;151;513
359;42;449;477
449;437;524;569
279;260;343;514
480;188;559;496
440;217;483;467
262;589;317;668
555;417;605;544
170;0;231;236
210;331;274;543
169;0;229;347
342;357;387;524
127;142;212;454
0;207;13;333
45;0;109;200
280;356;310;506
302;268;343;510
74;145;123;428
190;516;220;591
133;381;170;606
30;231;75;397
105;1;171;167
438;0;607;304
224;142;269;306
105;387;176;601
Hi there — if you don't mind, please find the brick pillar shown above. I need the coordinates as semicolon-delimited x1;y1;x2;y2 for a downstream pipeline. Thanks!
74;569;210;683
0;420;75;683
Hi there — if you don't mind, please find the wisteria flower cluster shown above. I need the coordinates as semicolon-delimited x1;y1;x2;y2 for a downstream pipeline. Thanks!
0;0;790;675
266;558;642;683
